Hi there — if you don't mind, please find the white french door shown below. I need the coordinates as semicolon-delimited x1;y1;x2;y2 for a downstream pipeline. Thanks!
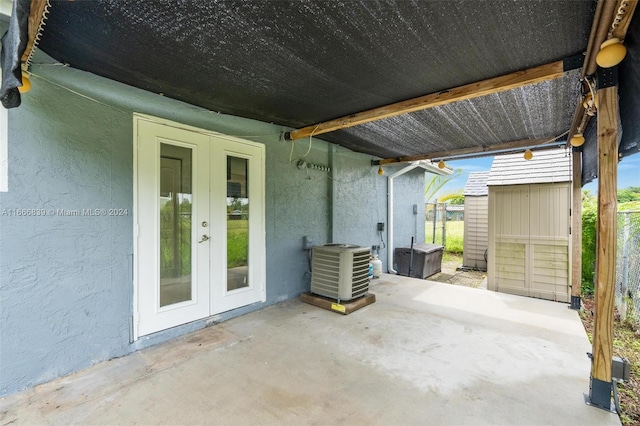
134;116;265;338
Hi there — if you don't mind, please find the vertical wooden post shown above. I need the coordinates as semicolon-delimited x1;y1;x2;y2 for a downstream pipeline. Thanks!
570;150;583;309
589;71;618;411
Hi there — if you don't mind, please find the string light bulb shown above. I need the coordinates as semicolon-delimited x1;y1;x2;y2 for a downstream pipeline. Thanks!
582;92;597;110
438;160;446;169
570;133;585;147
596;37;627;68
18;72;31;93
523;149;533;160
377;165;384;176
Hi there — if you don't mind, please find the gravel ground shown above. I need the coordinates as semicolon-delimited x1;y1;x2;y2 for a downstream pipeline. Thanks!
426;253;486;288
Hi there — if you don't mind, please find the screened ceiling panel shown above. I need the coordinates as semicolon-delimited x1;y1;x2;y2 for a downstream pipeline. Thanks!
3;0;638;167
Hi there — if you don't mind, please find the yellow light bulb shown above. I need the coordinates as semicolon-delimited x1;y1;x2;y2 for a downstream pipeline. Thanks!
570;133;585;147
523;149;533;160
377;165;384;176
596;37;627;68
438;160;446;169
18;72;31;93
582;93;597;110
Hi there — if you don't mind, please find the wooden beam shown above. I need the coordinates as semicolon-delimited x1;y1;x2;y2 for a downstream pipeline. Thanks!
300;292;376;315
569;0;617;144
20;0;48;64
591;85;618;386
582;1;637;407
570;149;583;308
584;0;618;77
568;0;636;148
583;0;639;76
375;137;558;166
582;0;606;79
287;61;566;140
612;0;638;40
567;92;587;147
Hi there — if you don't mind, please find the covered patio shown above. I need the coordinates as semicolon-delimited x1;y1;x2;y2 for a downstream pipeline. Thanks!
1;0;638;413
0;276;619;425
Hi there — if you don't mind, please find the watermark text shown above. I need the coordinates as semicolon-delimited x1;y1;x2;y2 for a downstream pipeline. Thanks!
1;208;130;217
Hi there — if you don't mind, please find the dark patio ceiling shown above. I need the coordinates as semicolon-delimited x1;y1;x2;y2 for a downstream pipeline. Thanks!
9;1;640;168
321;71;581;158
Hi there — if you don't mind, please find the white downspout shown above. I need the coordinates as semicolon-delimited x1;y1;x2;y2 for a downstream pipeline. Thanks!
387;161;452;274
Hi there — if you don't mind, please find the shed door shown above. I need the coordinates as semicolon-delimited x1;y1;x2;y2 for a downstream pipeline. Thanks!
489;183;570;302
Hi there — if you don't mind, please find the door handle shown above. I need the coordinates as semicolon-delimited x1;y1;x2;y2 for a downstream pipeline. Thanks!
199;235;210;243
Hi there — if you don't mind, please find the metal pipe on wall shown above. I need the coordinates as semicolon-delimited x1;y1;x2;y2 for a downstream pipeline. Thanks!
387;162;451;274
387;164;419;273
329;144;337;243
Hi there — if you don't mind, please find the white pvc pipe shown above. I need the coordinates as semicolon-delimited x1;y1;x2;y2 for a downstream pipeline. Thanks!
387;162;452;274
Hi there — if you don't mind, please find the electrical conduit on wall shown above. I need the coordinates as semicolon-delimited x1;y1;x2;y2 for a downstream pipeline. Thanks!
387;162;451;274
330;144;337;243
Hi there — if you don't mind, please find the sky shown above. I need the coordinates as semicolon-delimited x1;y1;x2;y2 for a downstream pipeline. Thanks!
431;151;640;201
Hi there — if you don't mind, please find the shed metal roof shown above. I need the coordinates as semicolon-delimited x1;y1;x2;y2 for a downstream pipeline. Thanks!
487;149;573;186
464;172;490;197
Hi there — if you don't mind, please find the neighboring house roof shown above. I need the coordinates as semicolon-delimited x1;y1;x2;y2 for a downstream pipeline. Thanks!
487;149;572;186
464;172;490;196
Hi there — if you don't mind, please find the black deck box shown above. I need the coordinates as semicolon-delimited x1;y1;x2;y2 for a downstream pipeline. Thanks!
394;243;444;279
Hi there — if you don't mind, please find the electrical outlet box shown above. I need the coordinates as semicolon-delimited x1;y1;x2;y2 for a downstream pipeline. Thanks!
302;236;314;250
612;356;631;381
413;204;418;214
377;222;384;231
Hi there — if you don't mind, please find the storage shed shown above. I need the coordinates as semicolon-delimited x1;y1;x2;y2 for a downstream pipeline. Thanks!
487;150;572;302
463;172;490;271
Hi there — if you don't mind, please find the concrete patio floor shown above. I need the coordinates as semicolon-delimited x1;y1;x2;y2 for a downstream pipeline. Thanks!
1;274;620;425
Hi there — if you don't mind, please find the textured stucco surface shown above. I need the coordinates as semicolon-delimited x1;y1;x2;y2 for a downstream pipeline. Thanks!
392;168;427;251
331;150;388;263
0;65;133;395
0;56;424;395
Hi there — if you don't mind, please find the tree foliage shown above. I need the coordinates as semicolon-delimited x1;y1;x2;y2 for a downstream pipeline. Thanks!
581;187;640;296
581;190;597;295
618;186;640;203
424;168;463;203
440;192;465;204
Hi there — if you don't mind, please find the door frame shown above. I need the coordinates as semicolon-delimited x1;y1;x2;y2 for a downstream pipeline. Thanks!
132;113;266;341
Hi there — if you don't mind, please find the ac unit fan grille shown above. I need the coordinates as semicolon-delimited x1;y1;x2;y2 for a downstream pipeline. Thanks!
310;245;370;301
350;250;371;298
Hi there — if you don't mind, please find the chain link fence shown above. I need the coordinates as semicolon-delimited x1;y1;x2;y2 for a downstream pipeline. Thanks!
425;203;464;253
616;210;640;324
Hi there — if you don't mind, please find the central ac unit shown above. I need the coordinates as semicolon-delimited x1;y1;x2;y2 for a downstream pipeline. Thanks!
311;244;371;302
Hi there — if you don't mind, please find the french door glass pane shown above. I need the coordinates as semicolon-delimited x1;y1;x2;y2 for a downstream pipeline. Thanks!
227;156;249;291
159;144;193;307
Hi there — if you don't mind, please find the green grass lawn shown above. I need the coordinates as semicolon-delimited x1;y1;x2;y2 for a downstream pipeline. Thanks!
425;220;464;254
227;219;249;268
